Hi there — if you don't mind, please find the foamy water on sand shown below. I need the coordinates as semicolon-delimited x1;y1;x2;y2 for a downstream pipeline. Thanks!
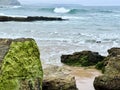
71;67;102;90
51;65;102;90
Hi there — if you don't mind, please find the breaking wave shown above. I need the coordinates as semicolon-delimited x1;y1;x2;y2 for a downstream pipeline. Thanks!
53;7;71;13
38;7;114;14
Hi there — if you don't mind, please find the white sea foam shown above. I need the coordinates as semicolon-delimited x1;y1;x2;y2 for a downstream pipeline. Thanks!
54;7;71;13
3;14;27;17
0;13;5;15
11;6;21;9
0;5;21;9
62;16;82;19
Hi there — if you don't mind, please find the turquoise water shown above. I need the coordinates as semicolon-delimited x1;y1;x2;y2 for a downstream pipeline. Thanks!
0;4;120;65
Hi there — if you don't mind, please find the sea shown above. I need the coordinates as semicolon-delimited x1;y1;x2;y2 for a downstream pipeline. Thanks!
0;4;120;65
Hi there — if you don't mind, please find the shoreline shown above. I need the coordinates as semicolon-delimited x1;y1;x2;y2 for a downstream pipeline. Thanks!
43;64;102;90
64;65;102;90
71;67;102;90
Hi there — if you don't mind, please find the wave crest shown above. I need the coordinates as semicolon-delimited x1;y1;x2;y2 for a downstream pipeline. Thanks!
38;7;114;14
53;7;71;13
11;6;21;9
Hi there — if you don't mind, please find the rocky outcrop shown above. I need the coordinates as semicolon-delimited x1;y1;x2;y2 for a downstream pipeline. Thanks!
0;16;66;22
0;38;43;90
94;47;120;90
43;65;77;90
108;47;120;57
0;0;20;5
61;51;105;66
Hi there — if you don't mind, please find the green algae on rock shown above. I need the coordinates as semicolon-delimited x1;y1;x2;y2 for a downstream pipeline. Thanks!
0;38;43;90
61;51;105;67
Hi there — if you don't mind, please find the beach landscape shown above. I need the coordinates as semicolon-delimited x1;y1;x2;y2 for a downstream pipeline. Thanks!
0;0;120;90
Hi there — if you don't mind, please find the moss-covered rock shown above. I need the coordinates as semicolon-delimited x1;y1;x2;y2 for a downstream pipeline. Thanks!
61;51;105;67
94;47;120;90
95;61;105;73
0;38;43;90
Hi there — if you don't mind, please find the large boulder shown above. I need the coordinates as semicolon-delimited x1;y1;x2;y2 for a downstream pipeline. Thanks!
0;38;43;90
61;51;105;66
43;65;77;90
94;47;120;90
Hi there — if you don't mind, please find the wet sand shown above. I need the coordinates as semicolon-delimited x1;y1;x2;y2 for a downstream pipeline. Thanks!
51;65;102;90
69;66;102;90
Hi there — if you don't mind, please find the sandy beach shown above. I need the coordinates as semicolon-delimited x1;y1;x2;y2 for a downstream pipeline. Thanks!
70;67;102;90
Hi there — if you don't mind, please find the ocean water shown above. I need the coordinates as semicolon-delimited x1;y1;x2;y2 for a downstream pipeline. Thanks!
0;4;120;65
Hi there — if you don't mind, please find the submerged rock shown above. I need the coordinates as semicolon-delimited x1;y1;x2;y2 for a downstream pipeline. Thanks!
0;38;43;90
43;65;78;90
61;51;105;66
94;47;120;90
0;16;66;22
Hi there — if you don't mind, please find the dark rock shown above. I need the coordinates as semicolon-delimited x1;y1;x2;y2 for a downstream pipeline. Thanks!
94;47;120;90
0;38;43;90
108;47;120;57
27;16;63;21
61;51;105;66
94;75;120;90
96;41;101;43
0;16;66;22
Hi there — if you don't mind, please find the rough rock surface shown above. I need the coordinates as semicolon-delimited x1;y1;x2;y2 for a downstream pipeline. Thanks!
43;65;78;90
0;38;43;90
108;47;120;57
61;51;105;66
0;0;20;5
0;16;65;22
94;47;120;90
